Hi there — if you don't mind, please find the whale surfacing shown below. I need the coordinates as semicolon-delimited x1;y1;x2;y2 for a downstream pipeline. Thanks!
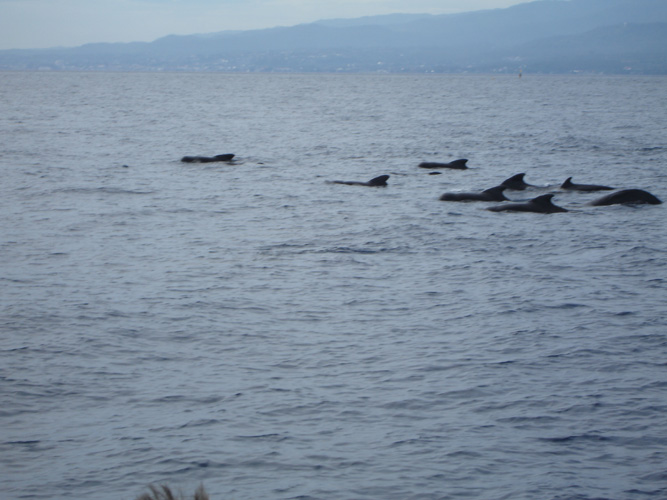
487;194;567;213
561;177;613;192
590;189;662;206
500;173;532;190
419;159;468;170
330;175;389;187
181;154;235;163
440;186;508;202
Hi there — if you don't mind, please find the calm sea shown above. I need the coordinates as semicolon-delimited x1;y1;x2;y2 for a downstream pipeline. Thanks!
1;72;666;500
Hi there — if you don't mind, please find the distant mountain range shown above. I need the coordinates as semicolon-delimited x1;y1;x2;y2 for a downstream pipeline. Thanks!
2;0;666;74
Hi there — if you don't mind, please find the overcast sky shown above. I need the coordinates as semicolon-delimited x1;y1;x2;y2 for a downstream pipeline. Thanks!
0;0;534;50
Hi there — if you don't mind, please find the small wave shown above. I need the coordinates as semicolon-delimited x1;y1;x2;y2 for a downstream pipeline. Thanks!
259;244;409;255
53;186;154;195
234;433;292;443
153;458;222;474
323;245;410;255
178;419;221;429
544;302;589;310
538;433;613;444
640;471;667;481
497;415;561;424
0;277;33;284
3;439;40;446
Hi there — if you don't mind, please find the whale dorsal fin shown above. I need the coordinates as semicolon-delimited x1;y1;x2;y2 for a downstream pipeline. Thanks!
368;175;389;186
506;173;525;182
532;194;555;204
532;193;568;212
482;185;509;200
500;173;529;190
213;154;235;161
449;159;468;167
561;177;573;188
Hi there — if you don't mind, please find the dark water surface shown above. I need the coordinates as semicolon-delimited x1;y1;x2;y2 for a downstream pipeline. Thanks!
1;72;666;500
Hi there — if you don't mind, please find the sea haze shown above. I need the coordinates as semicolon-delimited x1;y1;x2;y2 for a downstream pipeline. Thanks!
1;72;666;500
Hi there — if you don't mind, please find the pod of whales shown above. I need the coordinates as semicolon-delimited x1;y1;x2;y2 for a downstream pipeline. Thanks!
173;150;661;213
330;175;389;187
590;189;662;206
561;177;613;192
440;186;508;202
419;159;468;170
487;194;568;213
181;154;235;163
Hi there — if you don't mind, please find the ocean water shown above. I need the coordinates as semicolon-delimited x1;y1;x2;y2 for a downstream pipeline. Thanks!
1;71;666;500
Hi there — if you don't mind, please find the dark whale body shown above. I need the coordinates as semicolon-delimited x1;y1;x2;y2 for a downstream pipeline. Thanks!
561;177;613;192
500;173;532;190
590;189;662;206
487;194;568;213
181;154;235;163
440;186;509;202
419;159;468;170
330;175;389;187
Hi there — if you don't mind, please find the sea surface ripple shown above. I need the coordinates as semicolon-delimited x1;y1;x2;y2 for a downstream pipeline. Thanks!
1;72;666;500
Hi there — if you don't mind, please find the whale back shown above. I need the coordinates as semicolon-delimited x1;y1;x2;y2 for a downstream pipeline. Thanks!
488;193;567;213
418;159;468;169
591;189;662;206
181;154;234;163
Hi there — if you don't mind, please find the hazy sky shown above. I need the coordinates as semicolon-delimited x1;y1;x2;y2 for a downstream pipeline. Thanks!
0;0;534;50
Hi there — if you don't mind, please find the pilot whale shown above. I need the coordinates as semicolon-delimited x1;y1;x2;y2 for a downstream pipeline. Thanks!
329;175;389;187
440;186;509;202
181;154;235;163
487;194;568;213
590;189;662;206
561;177;613;192
500;173;533;190
418;159;468;170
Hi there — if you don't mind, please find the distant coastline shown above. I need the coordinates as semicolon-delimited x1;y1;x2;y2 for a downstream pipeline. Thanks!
1;0;666;74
